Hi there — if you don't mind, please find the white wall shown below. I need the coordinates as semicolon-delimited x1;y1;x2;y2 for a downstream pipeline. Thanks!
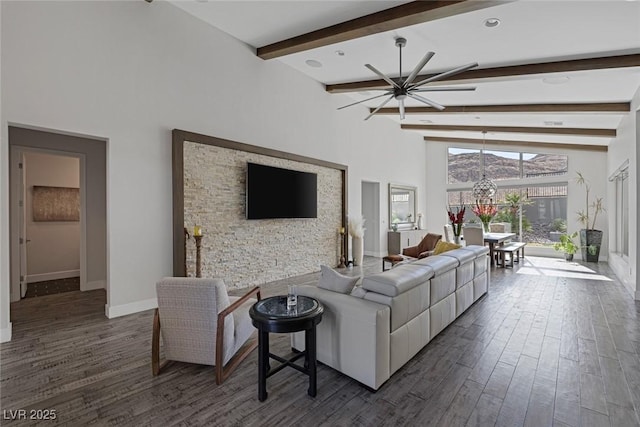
608;85;640;298
24;152;80;281
0;1;426;331
424;140;609;259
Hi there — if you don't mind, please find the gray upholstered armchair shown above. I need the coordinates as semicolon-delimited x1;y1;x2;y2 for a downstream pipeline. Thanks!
152;277;260;384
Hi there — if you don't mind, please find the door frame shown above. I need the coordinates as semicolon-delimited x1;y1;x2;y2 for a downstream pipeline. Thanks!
9;145;87;301
361;180;382;257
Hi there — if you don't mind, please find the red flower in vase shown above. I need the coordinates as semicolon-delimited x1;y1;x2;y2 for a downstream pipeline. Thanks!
472;201;497;230
447;206;465;237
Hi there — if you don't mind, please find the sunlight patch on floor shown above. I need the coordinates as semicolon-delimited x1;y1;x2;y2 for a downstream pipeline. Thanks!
516;256;613;281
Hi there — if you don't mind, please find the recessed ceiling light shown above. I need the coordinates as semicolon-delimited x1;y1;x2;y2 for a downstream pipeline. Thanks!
484;18;501;28
335;50;345;57
542;76;570;85
305;59;322;68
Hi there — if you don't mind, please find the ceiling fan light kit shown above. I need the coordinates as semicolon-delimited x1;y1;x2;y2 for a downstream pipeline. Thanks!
338;37;478;120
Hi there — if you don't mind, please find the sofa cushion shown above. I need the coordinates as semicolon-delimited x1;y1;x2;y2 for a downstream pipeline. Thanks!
362;264;434;297
318;265;359;294
412;255;458;275
439;248;475;264
433;240;462;255
461;245;489;257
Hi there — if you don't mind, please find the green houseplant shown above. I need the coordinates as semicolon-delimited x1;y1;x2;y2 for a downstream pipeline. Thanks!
576;172;605;262
553;232;578;261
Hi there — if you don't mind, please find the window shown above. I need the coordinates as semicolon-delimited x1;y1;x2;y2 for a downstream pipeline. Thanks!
448;148;480;184
447;184;568;247
523;153;568;178
447;148;568;183
483;150;521;181
446;147;569;246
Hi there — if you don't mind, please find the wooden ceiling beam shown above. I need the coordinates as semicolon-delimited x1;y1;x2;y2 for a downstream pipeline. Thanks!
327;54;640;93
373;102;631;114
402;124;616;137
257;1;509;60
423;136;608;152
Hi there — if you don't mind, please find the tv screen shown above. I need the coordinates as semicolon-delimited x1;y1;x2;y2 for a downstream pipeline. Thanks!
246;162;317;219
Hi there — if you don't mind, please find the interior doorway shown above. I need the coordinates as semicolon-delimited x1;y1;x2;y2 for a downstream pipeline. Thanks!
361;181;381;257
8;126;107;310
23;151;81;298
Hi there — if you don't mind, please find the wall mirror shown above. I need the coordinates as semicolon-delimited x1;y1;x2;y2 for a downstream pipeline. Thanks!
389;184;416;229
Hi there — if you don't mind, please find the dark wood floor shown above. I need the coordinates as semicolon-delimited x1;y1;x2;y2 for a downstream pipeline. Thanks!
2;256;640;426
24;277;80;298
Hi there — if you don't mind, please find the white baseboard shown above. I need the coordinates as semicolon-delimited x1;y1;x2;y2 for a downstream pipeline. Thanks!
364;251;386;258
0;323;12;343
27;270;80;283
106;297;157;319
83;280;105;291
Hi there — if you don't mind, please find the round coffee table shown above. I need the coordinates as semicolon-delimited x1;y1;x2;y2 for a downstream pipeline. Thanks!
250;295;324;402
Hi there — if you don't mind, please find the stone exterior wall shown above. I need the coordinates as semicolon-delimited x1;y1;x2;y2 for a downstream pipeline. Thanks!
183;141;343;290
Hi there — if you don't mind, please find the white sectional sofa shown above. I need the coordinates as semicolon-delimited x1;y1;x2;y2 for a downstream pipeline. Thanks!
291;245;490;390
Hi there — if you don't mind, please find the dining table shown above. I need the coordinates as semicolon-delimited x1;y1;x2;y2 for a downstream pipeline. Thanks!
483;232;516;267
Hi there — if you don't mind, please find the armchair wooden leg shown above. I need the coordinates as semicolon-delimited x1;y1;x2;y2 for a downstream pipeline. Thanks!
152;308;161;376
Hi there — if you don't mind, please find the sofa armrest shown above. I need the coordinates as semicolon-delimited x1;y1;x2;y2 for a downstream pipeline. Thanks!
402;245;419;258
418;250;435;259
291;285;391;390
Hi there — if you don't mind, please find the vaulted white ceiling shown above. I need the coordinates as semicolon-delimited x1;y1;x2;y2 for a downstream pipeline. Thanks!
169;0;640;150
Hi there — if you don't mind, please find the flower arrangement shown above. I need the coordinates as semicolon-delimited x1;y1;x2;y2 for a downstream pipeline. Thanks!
473;200;497;232
447;206;465;237
348;215;366;238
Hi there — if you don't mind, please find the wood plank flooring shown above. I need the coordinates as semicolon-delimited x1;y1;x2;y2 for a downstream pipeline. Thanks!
2;256;640;426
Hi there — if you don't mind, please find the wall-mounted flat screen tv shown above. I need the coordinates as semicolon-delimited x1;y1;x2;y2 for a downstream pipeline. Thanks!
246;162;317;219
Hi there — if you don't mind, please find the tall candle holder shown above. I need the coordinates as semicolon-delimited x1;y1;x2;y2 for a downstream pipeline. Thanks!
338;227;346;268
194;235;203;278
183;227;190;276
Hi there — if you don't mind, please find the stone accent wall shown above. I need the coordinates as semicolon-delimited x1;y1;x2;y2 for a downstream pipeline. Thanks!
183;141;343;290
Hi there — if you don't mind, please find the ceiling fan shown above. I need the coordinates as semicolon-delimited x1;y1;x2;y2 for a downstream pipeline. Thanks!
338;37;478;120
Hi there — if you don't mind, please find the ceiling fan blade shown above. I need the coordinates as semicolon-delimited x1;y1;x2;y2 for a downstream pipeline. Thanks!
408;93;445;111
365;64;401;89
337;91;393;110
399;99;405;120
403;52;435;87
413;86;476;92
410;62;479;89
365;95;394;120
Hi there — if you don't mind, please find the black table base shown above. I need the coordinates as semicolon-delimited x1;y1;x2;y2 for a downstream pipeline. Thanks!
250;296;323;402
257;327;317;401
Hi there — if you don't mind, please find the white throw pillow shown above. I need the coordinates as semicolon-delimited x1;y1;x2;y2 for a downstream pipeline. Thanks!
318;265;359;294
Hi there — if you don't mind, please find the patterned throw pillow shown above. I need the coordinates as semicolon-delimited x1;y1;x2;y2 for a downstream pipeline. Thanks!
433;240;462;255
318;265;359;294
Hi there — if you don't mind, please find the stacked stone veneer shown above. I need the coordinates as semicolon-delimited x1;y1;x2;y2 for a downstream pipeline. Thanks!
183;141;343;290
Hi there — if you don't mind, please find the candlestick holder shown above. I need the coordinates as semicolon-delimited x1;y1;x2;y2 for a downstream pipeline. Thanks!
194;235;203;278
338;231;346;268
184;227;190;276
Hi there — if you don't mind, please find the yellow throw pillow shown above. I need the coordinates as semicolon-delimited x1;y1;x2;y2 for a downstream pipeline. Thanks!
433;240;462;255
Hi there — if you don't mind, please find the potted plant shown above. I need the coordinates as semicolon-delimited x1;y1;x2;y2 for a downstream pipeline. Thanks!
576;172;605;262
553;231;578;261
549;218;567;242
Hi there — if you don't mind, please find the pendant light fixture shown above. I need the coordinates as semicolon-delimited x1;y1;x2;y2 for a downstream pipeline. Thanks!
472;131;497;200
